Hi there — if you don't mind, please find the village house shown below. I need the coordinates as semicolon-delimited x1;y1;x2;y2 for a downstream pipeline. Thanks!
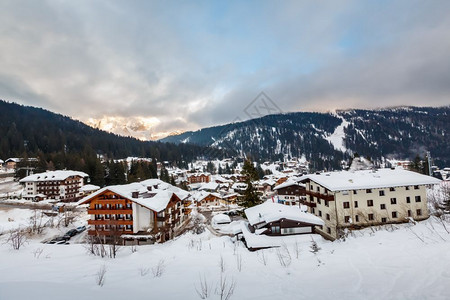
243;201;324;239
192;191;222;207
80;184;101;196
273;180;306;206
255;178;276;195
187;172;211;184
298;168;441;240
20;170;89;202
4;158;20;170
0;159;3;168
78;179;191;244
220;192;239;206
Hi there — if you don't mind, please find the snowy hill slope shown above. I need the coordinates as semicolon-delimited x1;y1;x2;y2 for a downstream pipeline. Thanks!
0;216;450;300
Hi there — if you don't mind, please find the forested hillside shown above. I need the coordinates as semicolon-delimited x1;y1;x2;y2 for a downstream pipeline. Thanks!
161;106;450;169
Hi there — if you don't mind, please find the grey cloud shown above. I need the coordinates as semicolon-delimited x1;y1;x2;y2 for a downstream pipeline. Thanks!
0;0;449;137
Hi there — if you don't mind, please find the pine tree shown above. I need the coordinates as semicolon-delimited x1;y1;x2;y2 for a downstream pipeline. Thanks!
241;159;260;207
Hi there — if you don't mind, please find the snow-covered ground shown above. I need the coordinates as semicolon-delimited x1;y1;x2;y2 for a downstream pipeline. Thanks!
0;209;450;300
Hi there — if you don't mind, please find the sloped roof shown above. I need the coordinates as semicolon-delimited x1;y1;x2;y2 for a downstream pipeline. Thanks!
274;180;305;190
20;170;88;182
245;201;324;226
297;168;441;191
77;179;189;212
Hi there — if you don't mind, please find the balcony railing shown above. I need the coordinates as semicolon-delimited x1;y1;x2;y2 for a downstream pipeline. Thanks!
88;219;133;225
305;190;334;201
88;209;132;214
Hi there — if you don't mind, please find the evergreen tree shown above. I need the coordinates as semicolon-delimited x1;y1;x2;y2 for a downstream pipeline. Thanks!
241;159;260;207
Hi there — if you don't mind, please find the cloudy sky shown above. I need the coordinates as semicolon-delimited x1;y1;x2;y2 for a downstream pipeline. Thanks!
1;0;449;139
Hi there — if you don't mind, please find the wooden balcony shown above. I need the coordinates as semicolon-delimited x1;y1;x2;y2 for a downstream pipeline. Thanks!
88;219;133;225
305;190;334;201
156;215;169;222
88;229;133;236
301;201;317;208
88;209;132;215
184;208;192;215
183;201;192;207
91;199;128;204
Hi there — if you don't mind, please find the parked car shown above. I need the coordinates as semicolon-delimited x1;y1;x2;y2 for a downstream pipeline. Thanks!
65;229;78;237
47;236;69;244
76;226;86;233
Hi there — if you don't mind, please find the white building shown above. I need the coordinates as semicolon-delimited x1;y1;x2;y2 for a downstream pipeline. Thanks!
299;168;441;240
20;170;89;202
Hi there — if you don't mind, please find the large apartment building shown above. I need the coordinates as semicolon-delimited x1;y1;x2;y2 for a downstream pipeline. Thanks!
20;170;88;202
299;168;441;240
78;179;191;243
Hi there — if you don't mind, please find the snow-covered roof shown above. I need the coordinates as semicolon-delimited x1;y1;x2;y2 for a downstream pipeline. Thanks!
198;182;219;191
78;179;189;212
298;168;441;191
273;180;305;190
5;158;21;163
191;191;222;202
212;214;231;225
245;201;324;226
0;159;4;164
232;182;247;189
222;192;238;199
19;170;89;183
80;184;100;192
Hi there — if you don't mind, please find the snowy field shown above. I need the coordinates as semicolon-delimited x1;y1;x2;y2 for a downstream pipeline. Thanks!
0;210;450;300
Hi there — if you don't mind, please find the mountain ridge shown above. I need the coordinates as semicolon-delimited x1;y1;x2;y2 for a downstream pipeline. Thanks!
160;105;450;169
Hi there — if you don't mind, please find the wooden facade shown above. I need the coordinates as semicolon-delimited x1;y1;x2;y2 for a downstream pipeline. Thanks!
84;189;187;243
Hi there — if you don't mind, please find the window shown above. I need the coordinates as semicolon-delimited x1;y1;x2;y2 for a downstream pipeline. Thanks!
406;186;410;190
327;227;331;234
389;187;395;192
354;201;358;208
343;202;350;209
366;189;372;193
317;186;320;192
126;203;132;209
390;198;397;205
126;214;132;220
310;185;314;190
355;215;359;222
406;197;411;203
381;217;387;223
318;210;322;217
344;216;351;223
416;209;422;216
326;214;330;221
353;190;357;195
408;210;412;217
414;185;419;190
126;225;132;230
368;213;374;221
317;199;321;205
325;201;329;207
392;211;398;218
415;196;421;202
380;204;386;209
379;190;385;196
312;208;315;214
271;226;280;234
105;214;110;219
367;200;374;207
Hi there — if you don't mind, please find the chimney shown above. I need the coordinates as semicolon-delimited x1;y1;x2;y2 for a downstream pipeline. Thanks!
132;191;139;198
